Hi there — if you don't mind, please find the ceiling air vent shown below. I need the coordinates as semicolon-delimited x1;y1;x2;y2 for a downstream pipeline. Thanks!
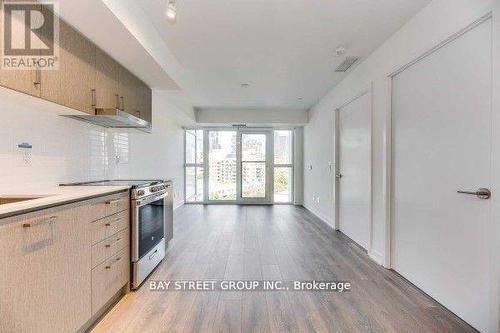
335;57;360;72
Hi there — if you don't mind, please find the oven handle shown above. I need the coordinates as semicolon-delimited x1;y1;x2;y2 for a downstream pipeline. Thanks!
136;191;167;207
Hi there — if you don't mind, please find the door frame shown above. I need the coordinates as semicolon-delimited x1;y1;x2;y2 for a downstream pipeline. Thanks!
385;11;493;268
334;85;373;251
384;11;499;331
238;129;273;204
203;127;274;205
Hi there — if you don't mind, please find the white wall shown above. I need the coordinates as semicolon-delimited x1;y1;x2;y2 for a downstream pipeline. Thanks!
0;87;193;209
304;0;494;258
304;0;497;330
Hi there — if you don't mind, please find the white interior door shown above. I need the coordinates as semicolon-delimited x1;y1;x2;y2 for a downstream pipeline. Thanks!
392;19;492;333
338;92;371;250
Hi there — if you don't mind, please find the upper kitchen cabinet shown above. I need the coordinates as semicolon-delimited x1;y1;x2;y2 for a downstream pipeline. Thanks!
95;47;120;109
39;4;61;104
0;4;153;124
58;21;96;114
118;65;151;122
0;3;41;97
138;83;152;123
118;65;139;116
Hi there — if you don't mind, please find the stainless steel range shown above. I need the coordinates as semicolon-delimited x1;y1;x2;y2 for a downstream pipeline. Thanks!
130;180;172;289
61;179;173;289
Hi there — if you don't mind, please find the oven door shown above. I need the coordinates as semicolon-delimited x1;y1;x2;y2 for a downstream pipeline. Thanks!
131;192;166;262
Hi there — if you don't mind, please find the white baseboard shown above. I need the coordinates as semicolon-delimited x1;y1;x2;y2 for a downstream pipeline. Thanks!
302;204;387;268
368;249;384;266
302;203;335;230
173;201;184;211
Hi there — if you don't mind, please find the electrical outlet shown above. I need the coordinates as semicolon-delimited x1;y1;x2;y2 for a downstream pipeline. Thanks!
17;142;32;167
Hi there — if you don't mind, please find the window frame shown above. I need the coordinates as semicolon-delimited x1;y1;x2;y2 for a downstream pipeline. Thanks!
184;127;295;205
273;130;294;204
184;129;204;203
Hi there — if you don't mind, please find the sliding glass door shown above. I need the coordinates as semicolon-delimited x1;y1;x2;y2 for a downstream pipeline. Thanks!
239;130;272;203
186;128;293;204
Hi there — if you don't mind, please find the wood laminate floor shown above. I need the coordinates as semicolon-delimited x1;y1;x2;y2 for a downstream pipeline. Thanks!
91;205;476;333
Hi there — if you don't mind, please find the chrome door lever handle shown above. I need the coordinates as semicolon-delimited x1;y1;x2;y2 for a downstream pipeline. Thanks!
457;188;491;199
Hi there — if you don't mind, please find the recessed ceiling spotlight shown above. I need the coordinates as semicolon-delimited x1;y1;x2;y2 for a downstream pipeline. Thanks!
297;97;303;101
166;0;177;24
241;83;250;88
335;46;346;57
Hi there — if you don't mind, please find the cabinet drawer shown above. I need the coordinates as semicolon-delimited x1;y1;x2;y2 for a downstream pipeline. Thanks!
83;191;129;223
91;248;129;314
104;193;129;217
91;210;129;245
92;228;129;268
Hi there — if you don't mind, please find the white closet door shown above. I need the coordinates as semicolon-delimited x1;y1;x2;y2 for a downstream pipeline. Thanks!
392;19;492;332
338;92;371;250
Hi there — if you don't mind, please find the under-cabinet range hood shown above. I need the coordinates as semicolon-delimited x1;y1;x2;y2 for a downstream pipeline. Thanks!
63;109;152;132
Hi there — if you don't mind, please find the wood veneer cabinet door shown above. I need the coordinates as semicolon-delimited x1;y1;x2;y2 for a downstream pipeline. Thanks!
39;4;61;103
130;74;144;119
0;204;92;333
59;21;95;114
95;47;120;109
118;64;138;115
138;83;152;122
0;2;41;97
118;65;152;122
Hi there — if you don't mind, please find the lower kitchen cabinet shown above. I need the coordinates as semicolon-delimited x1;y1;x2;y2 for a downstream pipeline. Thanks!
92;247;129;314
0;204;92;333
0;191;130;333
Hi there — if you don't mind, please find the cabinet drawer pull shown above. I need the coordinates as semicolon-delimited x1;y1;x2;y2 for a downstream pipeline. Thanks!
115;94;120;109
23;216;57;228
105;257;122;269
91;89;96;108
120;96;125;111
34;69;41;85
105;217;122;227
104;237;122;248
105;199;121;205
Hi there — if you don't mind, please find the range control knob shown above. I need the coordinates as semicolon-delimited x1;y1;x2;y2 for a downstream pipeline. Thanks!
137;189;145;196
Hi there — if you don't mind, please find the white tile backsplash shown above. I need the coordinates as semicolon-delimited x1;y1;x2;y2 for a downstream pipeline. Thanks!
0;88;126;188
0;87;188;208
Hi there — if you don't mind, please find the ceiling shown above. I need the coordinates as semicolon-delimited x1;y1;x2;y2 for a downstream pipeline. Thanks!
137;0;431;111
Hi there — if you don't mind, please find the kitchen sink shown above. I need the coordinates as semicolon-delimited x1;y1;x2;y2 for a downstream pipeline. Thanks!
0;196;47;205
